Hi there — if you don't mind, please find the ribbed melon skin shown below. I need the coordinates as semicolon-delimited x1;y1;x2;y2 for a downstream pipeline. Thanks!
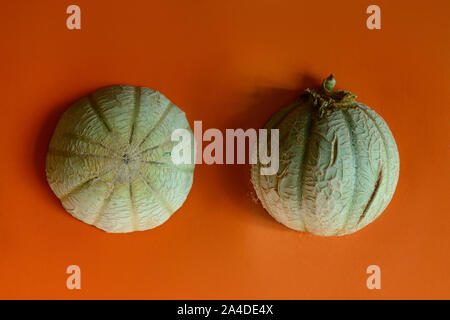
251;96;399;236
46;85;195;233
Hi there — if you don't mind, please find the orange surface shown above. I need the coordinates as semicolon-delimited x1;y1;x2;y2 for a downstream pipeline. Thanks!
1;0;449;299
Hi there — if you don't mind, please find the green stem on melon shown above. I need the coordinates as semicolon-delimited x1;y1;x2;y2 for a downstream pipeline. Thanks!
306;74;357;117
323;74;337;92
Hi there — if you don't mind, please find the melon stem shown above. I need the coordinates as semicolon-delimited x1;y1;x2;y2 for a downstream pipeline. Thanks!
305;74;358;117
322;74;336;92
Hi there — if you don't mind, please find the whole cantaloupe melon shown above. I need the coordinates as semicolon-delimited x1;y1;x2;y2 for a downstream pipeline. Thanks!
251;75;399;236
46;85;195;233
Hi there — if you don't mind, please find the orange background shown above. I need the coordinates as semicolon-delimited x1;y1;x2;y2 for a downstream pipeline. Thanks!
1;0;449;299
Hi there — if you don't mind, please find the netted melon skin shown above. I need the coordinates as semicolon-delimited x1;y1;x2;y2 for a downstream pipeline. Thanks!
46;85;195;233
251;77;399;236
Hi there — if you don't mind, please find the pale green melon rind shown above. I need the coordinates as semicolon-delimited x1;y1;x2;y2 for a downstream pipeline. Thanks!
251;97;399;236
46;85;195;233
299;110;357;236
338;108;388;235
352;103;400;231
278;104;313;231
251;101;313;231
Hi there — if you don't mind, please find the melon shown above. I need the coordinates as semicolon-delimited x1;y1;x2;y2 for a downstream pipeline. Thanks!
251;75;400;236
46;85;195;233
